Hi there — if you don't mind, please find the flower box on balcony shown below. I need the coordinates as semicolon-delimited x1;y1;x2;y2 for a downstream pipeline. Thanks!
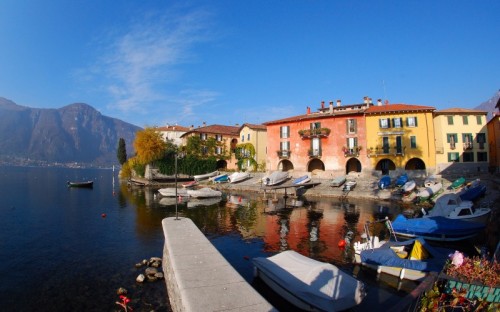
299;128;330;139
276;150;291;159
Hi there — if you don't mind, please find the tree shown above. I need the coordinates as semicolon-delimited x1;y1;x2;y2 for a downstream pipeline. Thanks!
116;138;127;165
133;127;167;165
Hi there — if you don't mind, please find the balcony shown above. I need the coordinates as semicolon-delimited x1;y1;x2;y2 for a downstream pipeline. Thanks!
342;146;362;157
308;148;322;158
298;128;331;139
367;146;406;157
463;142;473;150
276;150;291;159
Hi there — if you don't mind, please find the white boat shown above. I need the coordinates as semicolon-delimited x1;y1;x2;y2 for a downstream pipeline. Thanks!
343;180;357;191
424;175;440;187
193;170;219;181
263;171;289;186
186;187;222;198
228;172;250;183
424;193;491;223
402;180;416;193
416;182;442;201
253;250;366;311
157;188;189;197
187;197;222;208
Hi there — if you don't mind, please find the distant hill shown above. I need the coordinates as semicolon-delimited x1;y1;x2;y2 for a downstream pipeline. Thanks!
474;90;500;121
0;97;142;167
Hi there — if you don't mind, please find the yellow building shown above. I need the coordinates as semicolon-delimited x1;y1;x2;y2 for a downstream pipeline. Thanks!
434;108;489;174
238;123;267;171
365;103;436;175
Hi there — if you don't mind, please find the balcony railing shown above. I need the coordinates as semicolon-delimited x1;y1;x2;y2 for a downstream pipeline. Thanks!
367;146;406;157
463;142;473;150
308;148;322;158
299;128;331;139
342;146;362;157
276;150;291;159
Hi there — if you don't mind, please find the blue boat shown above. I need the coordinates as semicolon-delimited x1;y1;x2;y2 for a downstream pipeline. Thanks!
395;173;408;187
458;179;487;201
378;175;391;189
213;174;229;183
292;175;310;185
391;214;485;242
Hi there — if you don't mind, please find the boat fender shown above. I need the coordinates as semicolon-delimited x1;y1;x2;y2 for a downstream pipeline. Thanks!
101;213;107;218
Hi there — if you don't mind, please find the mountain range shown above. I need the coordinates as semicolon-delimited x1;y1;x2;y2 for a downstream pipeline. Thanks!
473;90;500;121
0;97;142;167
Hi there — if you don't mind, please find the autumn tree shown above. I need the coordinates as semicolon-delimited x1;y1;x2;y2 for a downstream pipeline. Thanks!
133;127;167;165
116;138;127;165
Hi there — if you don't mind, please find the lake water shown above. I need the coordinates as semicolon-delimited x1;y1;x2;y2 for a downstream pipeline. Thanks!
1;166;483;311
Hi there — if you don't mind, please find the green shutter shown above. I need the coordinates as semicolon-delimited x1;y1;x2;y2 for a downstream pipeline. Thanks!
280;127;282;138
346;120;349;134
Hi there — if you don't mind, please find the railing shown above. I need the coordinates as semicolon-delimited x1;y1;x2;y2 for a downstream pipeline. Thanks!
299;128;331;139
367;146;406;157
343;146;361;157
276;150;291;159
308;148;322;157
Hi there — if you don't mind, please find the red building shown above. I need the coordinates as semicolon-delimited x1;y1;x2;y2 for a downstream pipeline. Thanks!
263;98;373;177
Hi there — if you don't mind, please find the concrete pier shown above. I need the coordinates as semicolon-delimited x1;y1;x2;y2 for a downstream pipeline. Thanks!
162;217;276;312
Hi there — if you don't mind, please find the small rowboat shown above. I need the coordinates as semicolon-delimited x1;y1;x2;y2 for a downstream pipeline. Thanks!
402;180;416;193
67;181;93;188
343;180;357;191
450;177;466;190
378;176;391;189
182;181;198;188
212;174;229;183
228;172;250;183
292;175;310;185
330;175;346;187
395;173;408;187
193;170;219;181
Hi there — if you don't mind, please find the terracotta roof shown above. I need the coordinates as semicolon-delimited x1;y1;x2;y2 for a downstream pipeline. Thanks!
156;125;190;132
181;124;240;137
263;107;367;125
365;103;435;114
239;123;267;131
434;108;487;115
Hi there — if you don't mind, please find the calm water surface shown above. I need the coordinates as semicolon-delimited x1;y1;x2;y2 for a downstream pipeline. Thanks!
0;166;446;311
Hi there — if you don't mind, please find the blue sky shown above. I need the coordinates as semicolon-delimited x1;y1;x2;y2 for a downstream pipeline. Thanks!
1;1;498;128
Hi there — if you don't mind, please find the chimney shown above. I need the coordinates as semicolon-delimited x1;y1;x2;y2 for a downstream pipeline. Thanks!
385;100;389;105
307;106;311;115
368;97;373;104
336;99;341;107
363;96;368;104
190;125;194;130
202;121;206;127
377;99;382;106
321;101;325;109
329;101;334;113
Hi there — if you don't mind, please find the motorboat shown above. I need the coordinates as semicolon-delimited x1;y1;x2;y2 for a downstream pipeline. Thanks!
210;173;229;183
450;177;466;190
330;175;346;187
391;214;486;241
292;175;310;185
187;197;222;208
193;170;219;181
182;180;198;188
157;188;189;197
228;172;250;183
67;181;93;188
395;173;408;187
253;250;366;311
343;180;357;191
378;176;391;189
186;187;222;198
425;193;491;223
416;182;442;201
356;238;451;281
402;180;416;193
457;179;486;201
263;171;289;186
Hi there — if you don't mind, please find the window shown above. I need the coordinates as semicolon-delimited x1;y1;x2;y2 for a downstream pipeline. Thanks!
392;117;402;128
310;122;321;130
410;136;417;148
447;133;458;149
280;126;290;138
379;118;390;128
310;137;321;156
247;133;250;141
382;137;390;153
447;116;454;125
448;152;459;162
395;136;403;154
477;152;487;162
346;119;357;134
241;135;244;142
463;152;474;162
215;134;222;141
345;137;358;154
215;146;222;155
476;115;482;125
462;116;468;125
201;146;208;155
407;116;418;127
200;133;207;140
462;133;473;149
476;133;486;149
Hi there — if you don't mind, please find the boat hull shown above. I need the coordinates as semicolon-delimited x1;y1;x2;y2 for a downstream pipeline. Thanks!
67;181;93;188
378;176;391;189
193;170;219;181
330;176;346;187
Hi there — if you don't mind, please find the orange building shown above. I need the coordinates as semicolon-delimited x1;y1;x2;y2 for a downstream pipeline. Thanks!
263;98;373;177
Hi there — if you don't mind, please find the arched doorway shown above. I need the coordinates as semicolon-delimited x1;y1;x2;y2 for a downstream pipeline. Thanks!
405;158;426;170
216;159;227;170
278;160;294;171
307;158;325;172
345;158;362;174
375;159;396;175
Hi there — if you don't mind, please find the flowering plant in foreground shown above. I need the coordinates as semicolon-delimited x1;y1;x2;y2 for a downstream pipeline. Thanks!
116;295;133;311
418;251;500;311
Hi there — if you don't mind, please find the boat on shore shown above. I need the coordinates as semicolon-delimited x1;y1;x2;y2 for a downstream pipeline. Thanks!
193;170;219;181
182;180;198;188
253;250;366;311
416;182;443;201
378;176;391;189
343;180;357;191
292;174;310;185
450;177;466;190
391;214;486;241
458;179;487;201
395;173;408;187
402;180;416;193
67;181;93;188
187;187;222;198
424;175;440;187
263;171;289;186
228;172;250;183
157;188;189;197
330;175;346;187
424;193;491;223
